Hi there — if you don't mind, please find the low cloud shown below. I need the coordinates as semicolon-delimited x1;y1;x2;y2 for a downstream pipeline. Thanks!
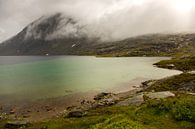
0;0;195;42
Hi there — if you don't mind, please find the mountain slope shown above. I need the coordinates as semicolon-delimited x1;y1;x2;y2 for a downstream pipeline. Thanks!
0;13;195;56
0;13;99;55
96;34;195;57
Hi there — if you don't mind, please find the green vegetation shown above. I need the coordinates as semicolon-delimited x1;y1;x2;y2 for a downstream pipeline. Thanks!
145;73;195;92
144;94;195;122
95;34;195;57
91;115;146;129
154;58;195;71
0;94;188;129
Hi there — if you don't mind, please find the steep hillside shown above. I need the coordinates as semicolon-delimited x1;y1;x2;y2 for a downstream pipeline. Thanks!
96;34;195;57
0;13;99;55
0;13;195;56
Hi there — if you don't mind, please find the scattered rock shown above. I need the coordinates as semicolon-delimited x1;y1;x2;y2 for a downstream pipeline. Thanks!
141;80;157;89
94;92;110;100
167;64;175;68
92;102;105;108
45;106;52;112
117;94;144;106
67;109;85;118
0;113;8;120
92;92;119;108
117;91;175;106
27;110;31;113
147;91;175;99
187;92;195;96
188;71;195;74
180;55;191;59
22;113;31;118
9;109;16;114
4;121;29;129
178;81;195;92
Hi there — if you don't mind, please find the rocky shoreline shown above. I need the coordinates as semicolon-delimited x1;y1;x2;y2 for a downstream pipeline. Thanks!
0;56;195;128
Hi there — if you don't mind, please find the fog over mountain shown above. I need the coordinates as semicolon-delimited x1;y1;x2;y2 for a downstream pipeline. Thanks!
1;0;195;42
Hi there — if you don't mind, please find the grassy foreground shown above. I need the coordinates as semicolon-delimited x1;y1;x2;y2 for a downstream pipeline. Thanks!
5;94;193;129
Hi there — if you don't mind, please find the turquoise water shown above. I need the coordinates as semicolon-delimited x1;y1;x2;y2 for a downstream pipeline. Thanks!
0;56;181;100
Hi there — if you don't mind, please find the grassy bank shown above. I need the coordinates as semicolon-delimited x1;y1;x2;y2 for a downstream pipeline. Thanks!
154;57;195;72
144;73;195;92
4;94;192;129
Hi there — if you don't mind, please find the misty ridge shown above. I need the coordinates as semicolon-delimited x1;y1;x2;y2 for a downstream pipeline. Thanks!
1;0;195;43
0;0;195;56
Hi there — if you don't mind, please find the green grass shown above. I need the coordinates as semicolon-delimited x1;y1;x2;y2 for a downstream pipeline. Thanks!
154;58;195;72
14;94;193;129
145;73;195;92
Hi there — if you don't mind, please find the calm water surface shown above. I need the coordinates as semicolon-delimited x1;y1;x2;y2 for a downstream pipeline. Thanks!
0;56;181;100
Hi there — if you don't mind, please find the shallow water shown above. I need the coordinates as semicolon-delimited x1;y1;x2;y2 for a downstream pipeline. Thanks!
0;56;181;100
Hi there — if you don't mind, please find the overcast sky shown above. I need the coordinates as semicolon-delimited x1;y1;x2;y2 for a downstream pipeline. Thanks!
1;0;195;42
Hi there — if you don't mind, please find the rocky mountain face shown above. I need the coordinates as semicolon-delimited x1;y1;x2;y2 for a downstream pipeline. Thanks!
0;13;99;55
0;13;195;56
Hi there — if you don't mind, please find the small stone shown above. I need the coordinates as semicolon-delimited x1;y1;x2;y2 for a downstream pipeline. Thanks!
166;64;175;69
45;106;52;112
67;110;85;118
94;92;109;100
10;109;16;114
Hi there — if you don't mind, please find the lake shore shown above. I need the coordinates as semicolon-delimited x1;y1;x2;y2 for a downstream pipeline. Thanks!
0;56;182;122
0;56;194;129
0;79;145;122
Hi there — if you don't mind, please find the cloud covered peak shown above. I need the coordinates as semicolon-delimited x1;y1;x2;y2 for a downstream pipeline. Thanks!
23;13;88;41
1;0;195;42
